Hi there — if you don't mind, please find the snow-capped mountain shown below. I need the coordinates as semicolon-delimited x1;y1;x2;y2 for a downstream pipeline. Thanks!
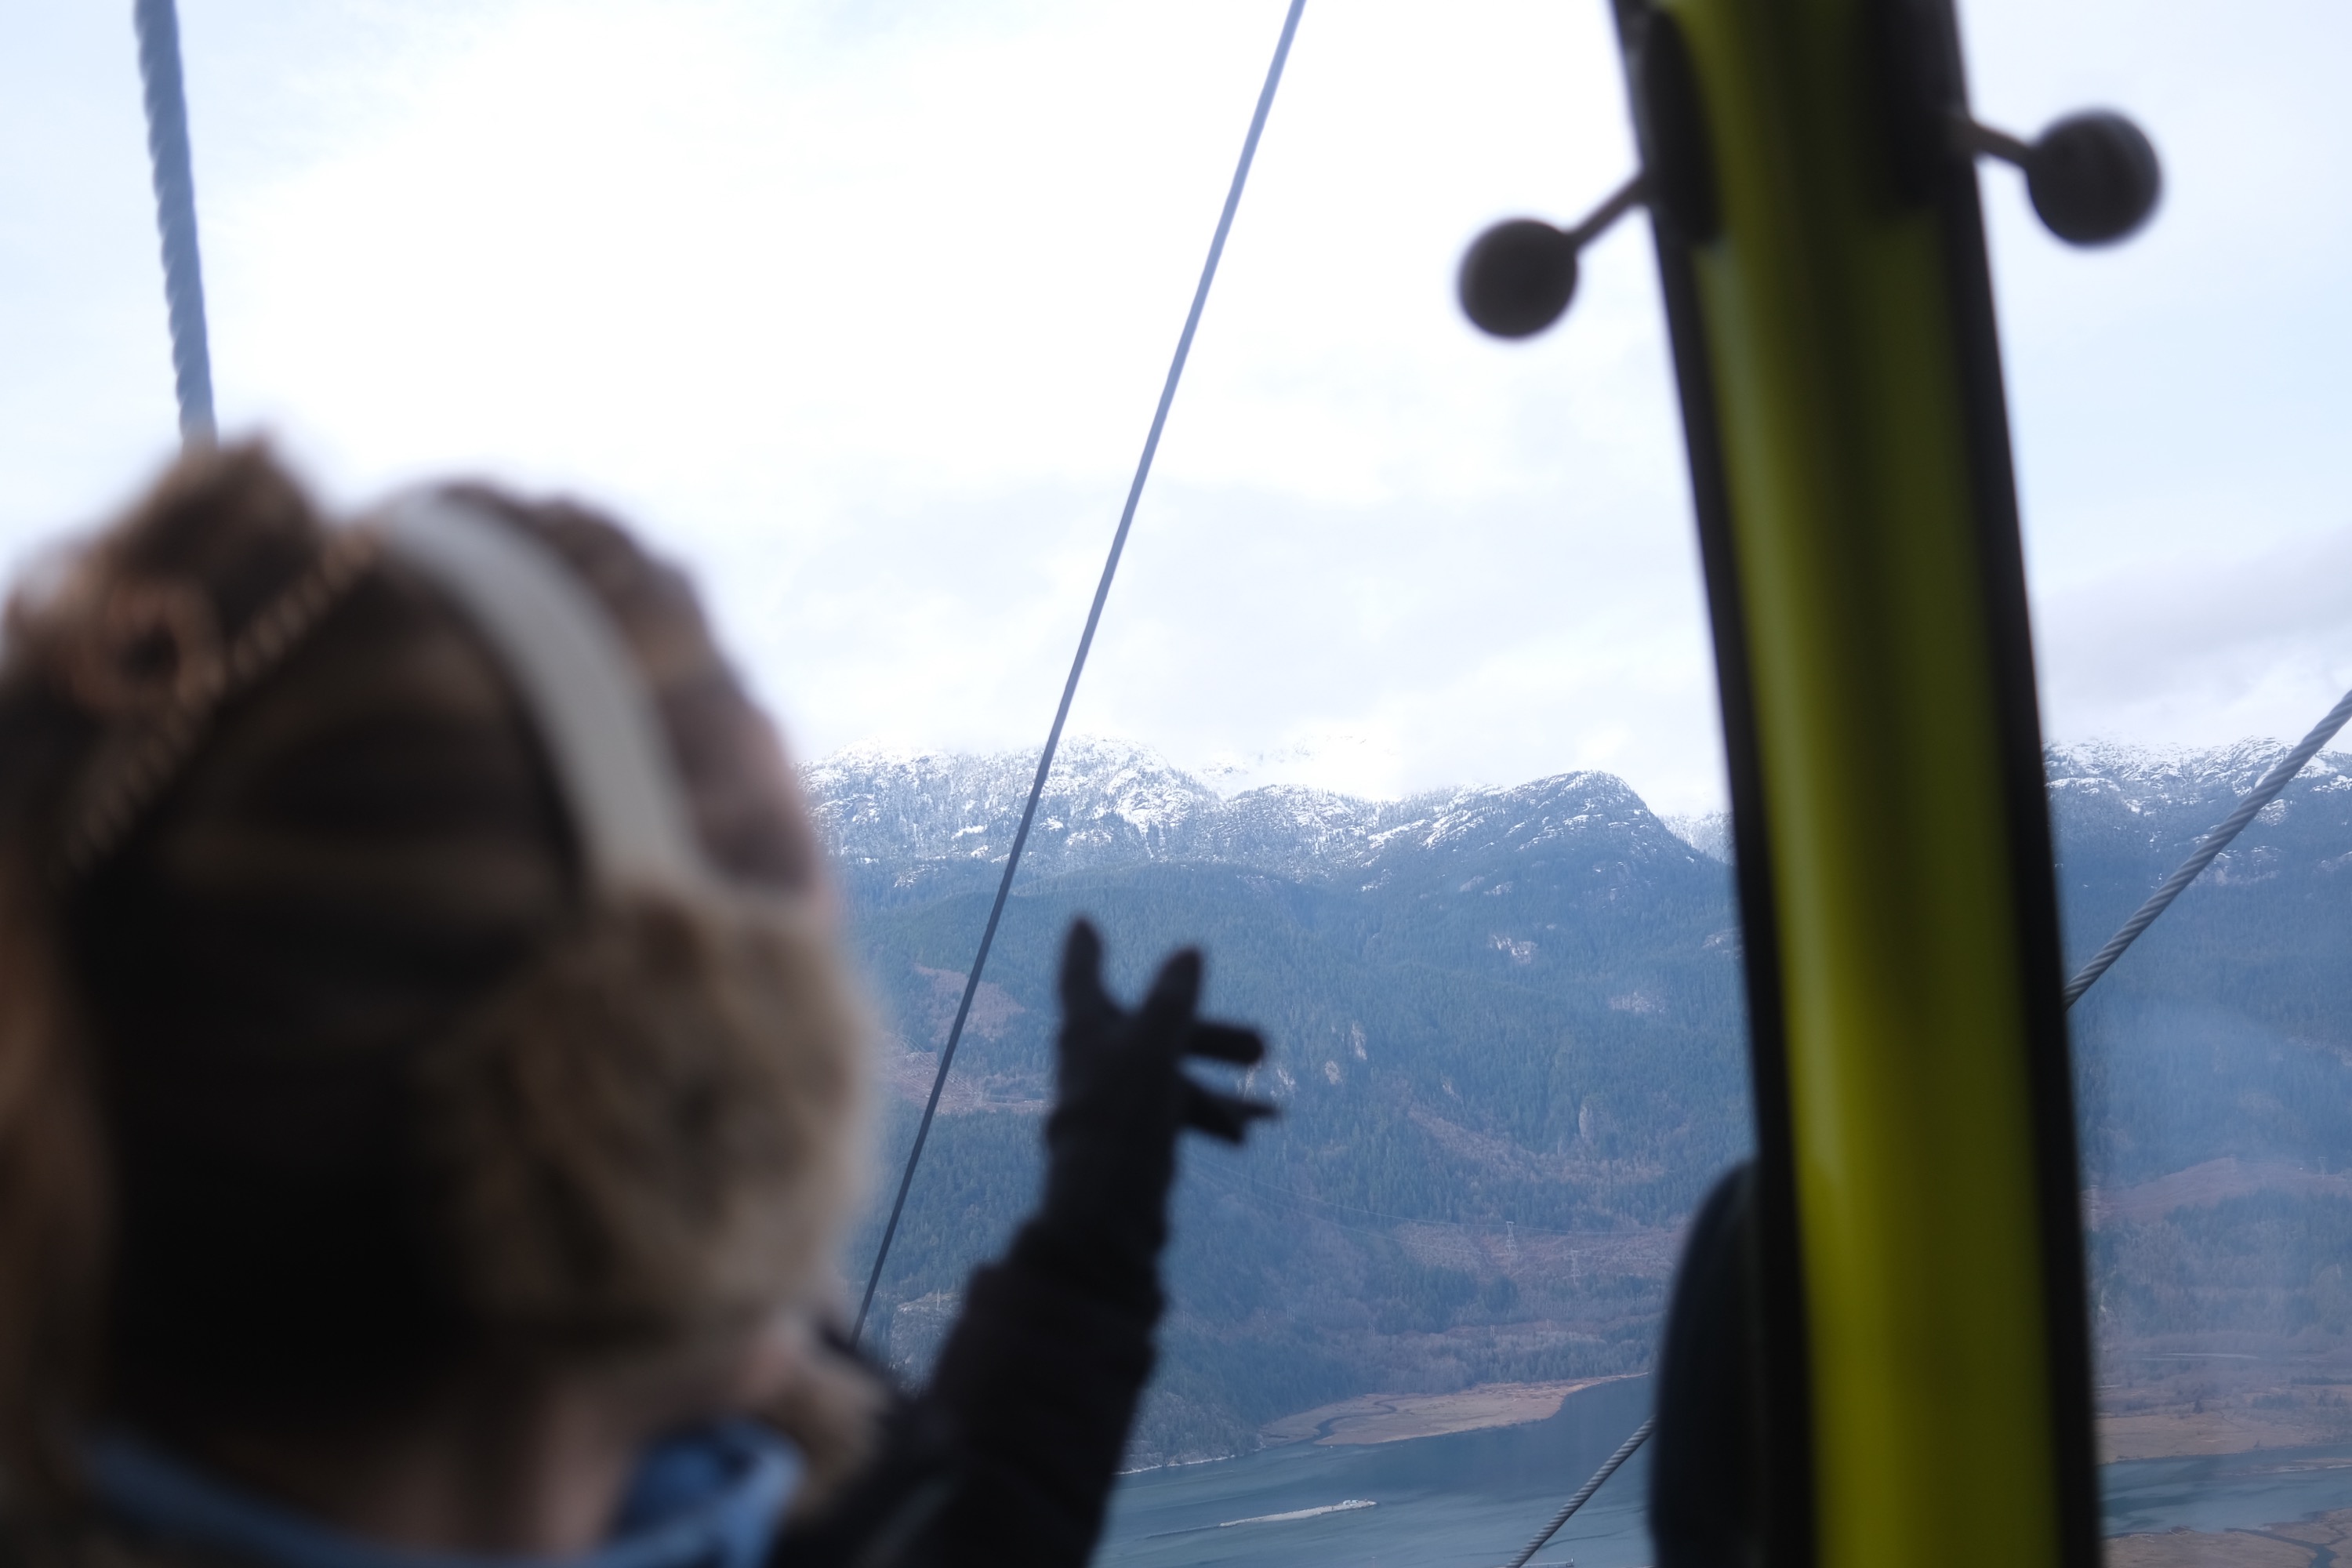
801;736;1225;873
800;735;1719;883
815;734;2352;1465
2046;739;2352;829
804;734;2352;897
2045;739;2352;902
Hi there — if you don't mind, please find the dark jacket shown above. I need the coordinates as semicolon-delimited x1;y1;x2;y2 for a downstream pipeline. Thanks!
0;1243;1156;1568
775;1241;1160;1567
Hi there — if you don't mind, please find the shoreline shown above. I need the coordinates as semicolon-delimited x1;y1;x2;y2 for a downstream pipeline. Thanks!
1258;1374;1641;1449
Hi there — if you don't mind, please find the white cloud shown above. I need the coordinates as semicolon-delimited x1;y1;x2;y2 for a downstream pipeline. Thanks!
0;0;2344;818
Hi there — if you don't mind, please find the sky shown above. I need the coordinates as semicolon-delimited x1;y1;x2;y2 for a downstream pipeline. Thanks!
0;0;2346;817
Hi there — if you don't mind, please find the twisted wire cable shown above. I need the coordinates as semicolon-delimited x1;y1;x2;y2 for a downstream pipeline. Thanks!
1498;1416;1655;1568
132;0;216;443
2063;683;2352;1009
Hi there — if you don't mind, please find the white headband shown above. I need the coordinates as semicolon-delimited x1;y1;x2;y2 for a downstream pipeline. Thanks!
379;493;710;895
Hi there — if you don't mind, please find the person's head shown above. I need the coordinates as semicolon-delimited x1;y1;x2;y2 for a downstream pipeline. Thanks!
0;443;870;1514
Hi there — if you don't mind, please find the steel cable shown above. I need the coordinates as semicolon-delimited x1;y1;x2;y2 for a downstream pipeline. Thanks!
2063;683;2352;1008
1498;1415;1655;1568
132;0;216;444
851;0;1309;1344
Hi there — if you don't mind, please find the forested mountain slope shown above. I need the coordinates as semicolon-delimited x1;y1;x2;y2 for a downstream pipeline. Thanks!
810;739;2352;1464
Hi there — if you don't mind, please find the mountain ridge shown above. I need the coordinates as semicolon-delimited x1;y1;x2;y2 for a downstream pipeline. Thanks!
804;735;1724;880
809;735;2352;1467
804;733;2352;885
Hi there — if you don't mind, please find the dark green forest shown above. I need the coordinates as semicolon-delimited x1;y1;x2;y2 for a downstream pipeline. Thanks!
816;742;2352;1464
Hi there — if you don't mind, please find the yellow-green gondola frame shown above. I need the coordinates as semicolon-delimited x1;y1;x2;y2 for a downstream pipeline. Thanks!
1609;2;2099;1563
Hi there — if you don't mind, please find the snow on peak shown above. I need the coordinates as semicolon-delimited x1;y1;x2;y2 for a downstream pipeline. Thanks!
2044;739;2352;814
800;739;1698;880
804;735;2345;882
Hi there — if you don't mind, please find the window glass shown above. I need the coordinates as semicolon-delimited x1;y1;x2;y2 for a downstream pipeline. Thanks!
789;5;1748;1564
24;2;2349;1565
0;3;1749;1564
1964;1;2352;1559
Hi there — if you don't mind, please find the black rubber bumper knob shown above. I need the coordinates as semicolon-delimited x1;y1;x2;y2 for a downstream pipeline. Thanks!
1458;218;1580;339
2027;111;2161;245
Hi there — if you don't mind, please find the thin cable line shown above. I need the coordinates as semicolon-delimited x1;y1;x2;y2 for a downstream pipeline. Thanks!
132;0;215;444
2063;685;2352;1009
851;0;1310;1344
1498;1415;1654;1568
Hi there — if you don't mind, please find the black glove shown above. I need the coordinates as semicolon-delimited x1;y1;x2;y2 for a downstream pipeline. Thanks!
1009;920;1276;1312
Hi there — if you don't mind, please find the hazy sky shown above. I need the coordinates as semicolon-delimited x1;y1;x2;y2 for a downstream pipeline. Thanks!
1;0;2346;815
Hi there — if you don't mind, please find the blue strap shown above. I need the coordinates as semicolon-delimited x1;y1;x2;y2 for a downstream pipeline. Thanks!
89;1422;798;1568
